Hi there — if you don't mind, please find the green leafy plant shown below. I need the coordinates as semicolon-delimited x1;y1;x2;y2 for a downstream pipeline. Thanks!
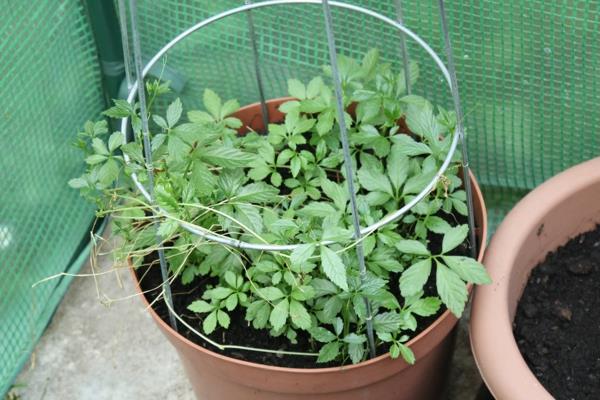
71;48;490;366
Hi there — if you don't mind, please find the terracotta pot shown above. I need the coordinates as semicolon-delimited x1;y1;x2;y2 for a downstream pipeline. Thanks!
470;157;600;399
132;98;488;399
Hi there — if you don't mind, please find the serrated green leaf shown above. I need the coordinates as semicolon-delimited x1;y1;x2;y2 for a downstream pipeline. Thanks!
289;300;312;330
270;172;282;187
167;98;182;127
276;148;294;165
321;225;353;242
279;100;300;114
234;203;263;234
290;243;316;267
235;182;279;203
248;164;272;181
389;343;401;359
398;343;415;365
408;297;442;317
201;146;254;168
361;48;379;77
187;300;214;313
442;224;469;254
92;138;109;155
320;246;348;291
357;165;393;195
436;261;468;317
108;132;123;152
153;114;168;129
356;99;380;123
348;342;365;364
224;271;237;288
290;156;301;177
316;110;334;136
404;100;444;140
85;154;106;165
322;296;344;321
103;99;131;118
403;171;436;195
171;123;206;145
399;259;432;297
68;177;88;189
97;158;120;185
442;256;491;284
269;298;289;330
257;287;285;301
168;134;189;161
225;294;238;311
294;118;316;134
121;142;144;164
342;333;366;344
309;327;336;343
452;198;468;216
203;89;221;118
306;76;324;98
395;240;430;256
311;278;339;297
288;78;306;99
373;312;402;333
387;144;409;192
187;110;214;124
321;178;347;211
220;99;240;119
391;134;432;156
157;219;178;238
317;341;341;363
190;162;216;197
298;202;337;218
291;285;316;301
208;287;234;300
217;310;230;328
203;311;217;334
425;216;451;234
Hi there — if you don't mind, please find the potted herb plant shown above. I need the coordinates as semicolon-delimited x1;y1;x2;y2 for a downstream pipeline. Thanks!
471;157;600;400
71;49;489;399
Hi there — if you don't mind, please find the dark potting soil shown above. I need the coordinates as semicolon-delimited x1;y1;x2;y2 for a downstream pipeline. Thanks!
514;225;600;399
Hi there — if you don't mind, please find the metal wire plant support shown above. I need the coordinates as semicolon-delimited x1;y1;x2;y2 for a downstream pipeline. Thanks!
117;0;476;360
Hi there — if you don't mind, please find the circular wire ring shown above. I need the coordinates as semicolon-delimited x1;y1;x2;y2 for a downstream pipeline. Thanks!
120;0;461;251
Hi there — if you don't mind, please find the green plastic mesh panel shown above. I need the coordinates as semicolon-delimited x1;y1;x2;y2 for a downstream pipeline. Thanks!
131;0;600;229
0;1;104;394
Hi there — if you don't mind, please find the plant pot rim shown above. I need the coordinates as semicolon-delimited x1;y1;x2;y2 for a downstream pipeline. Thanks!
470;157;600;399
129;98;488;374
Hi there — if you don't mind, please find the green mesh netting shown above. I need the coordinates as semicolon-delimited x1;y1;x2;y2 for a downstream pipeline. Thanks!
0;1;104;394
4;0;600;394
131;0;600;229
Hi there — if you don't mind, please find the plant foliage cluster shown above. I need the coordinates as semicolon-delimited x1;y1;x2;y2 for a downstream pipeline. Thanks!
71;49;490;365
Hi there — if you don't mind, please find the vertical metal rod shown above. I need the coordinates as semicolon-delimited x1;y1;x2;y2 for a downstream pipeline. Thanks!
394;0;412;95
245;0;270;132
438;0;477;258
321;0;376;359
128;0;178;331
117;0;133;89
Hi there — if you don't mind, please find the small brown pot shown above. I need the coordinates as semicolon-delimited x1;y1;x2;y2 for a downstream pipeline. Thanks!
470;157;600;399
132;98;488;400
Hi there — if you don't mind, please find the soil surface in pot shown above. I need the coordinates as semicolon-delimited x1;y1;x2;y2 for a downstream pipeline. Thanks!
136;211;471;369
514;225;600;399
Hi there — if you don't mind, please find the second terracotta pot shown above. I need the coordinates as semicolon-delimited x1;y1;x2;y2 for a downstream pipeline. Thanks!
470;157;600;399
134;98;488;400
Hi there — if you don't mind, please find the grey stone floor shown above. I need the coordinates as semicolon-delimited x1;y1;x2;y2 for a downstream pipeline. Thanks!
9;240;482;400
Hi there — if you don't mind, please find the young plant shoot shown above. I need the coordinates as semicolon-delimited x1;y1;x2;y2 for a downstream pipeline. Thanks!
71;49;490;366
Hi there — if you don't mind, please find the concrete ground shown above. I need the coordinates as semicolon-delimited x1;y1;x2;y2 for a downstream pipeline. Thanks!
9;239;483;400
